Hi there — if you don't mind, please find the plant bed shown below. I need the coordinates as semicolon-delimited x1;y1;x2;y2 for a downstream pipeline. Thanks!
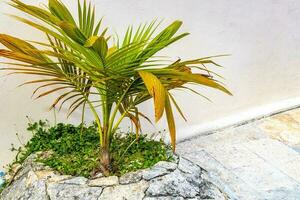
6;120;173;178
0;152;228;200
0;121;228;199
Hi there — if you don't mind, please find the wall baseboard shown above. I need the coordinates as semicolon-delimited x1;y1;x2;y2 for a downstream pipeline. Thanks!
177;96;300;142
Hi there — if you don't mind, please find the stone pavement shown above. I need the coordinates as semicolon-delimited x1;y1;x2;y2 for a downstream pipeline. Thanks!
177;108;300;200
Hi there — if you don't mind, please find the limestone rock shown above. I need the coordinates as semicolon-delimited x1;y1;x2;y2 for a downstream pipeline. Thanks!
60;176;88;185
178;157;201;175
119;170;143;184
146;169;199;198
91;172;104;179
144;197;184;200
154;161;177;171
178;157;203;187
47;183;102;200
199;181;227;200
1;172;48;200
143;161;177;180
48;174;72;183
88;175;119;186
13;163;33;181
143;168;169;180
100;180;149;200
0;153;227;200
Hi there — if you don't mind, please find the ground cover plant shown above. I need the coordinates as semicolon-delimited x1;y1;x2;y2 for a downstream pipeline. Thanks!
0;0;231;175
8;120;173;178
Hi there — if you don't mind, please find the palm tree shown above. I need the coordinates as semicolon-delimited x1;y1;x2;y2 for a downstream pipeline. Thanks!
0;0;231;175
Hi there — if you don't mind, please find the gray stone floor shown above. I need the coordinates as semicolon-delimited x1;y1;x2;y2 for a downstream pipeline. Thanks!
177;108;300;200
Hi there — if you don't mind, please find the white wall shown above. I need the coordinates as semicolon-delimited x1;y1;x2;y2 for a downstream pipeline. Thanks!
0;0;300;170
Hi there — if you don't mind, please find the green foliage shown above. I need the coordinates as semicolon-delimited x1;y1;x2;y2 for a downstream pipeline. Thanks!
10;120;172;177
0;182;7;194
110;133;172;176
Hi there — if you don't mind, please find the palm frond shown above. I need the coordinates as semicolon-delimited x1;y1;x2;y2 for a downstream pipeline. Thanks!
0;0;231;154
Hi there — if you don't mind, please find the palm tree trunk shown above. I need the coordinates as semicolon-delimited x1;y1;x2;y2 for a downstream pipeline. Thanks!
99;124;111;176
100;146;110;176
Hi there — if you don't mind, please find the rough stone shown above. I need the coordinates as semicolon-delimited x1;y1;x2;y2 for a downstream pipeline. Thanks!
199;181;227;200
48;174;72;183
144;197;184;200
92;172;104;179
143;161;177;181
146;169;199;198
119;170;143;184
34;170;56;180
47;183;102;200
60;176;88;185
178;157;201;175
88;175;119;186
143;168;169;180
1;153;226;200
13;163;33;181
100;180;149;200
154;161;177;171
1;172;48;200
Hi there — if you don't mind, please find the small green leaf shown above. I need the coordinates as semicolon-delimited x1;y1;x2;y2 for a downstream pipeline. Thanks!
92;36;108;61
59;21;86;44
49;0;76;24
84;36;99;47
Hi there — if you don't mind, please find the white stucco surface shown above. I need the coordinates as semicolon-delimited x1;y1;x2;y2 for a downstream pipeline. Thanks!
0;0;299;169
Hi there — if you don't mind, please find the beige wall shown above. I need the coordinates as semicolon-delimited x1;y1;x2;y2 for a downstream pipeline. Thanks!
1;0;300;170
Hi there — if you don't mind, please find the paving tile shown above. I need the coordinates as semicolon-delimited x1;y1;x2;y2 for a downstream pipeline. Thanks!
177;124;266;155
276;158;300;182
197;142;300;197
258;112;300;146
232;159;298;192
263;186;300;200
286;109;300;124
242;138;300;164
204;143;264;170
178;108;300;200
